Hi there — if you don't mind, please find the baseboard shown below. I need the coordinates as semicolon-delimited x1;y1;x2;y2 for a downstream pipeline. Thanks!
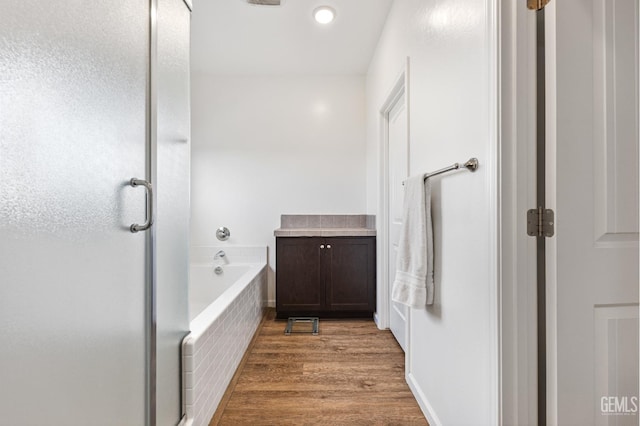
406;372;442;426
267;299;275;308
373;312;382;329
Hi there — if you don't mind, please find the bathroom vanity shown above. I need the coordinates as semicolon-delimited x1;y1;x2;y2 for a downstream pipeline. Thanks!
274;215;376;319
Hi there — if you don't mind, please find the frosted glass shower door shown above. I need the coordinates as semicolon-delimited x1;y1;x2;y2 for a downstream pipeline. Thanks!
156;0;191;424
0;2;150;425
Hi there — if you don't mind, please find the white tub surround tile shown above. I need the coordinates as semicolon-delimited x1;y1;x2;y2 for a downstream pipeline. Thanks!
183;263;267;426
190;245;266;266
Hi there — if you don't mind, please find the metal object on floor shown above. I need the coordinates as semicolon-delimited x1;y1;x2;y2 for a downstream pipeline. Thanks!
284;317;319;336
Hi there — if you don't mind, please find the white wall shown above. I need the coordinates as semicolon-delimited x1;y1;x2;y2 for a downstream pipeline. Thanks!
191;74;367;304
365;1;499;425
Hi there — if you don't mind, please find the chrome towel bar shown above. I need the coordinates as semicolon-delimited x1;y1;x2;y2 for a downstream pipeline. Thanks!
402;157;478;185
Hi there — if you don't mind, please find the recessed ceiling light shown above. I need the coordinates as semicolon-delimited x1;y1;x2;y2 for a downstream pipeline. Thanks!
313;6;336;24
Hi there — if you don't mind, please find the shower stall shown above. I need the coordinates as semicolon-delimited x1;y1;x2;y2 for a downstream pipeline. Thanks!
0;1;191;425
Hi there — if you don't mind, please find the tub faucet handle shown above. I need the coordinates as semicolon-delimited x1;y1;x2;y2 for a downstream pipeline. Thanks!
216;227;230;241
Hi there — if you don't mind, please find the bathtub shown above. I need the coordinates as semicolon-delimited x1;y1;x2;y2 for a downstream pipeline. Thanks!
182;246;267;426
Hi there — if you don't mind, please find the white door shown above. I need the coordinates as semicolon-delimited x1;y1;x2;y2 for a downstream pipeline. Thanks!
388;92;409;351
547;1;639;424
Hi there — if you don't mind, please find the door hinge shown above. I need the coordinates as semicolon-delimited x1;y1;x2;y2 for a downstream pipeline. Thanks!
527;0;550;11
527;207;555;237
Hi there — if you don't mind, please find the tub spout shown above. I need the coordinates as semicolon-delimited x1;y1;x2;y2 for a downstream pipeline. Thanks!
214;250;226;260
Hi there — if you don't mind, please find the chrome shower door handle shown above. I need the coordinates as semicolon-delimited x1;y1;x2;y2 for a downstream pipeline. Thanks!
129;178;154;233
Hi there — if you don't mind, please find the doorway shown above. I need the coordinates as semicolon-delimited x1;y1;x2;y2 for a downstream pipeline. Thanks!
379;60;410;351
504;2;640;423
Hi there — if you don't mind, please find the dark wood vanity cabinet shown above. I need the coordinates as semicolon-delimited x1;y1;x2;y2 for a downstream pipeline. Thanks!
275;236;376;318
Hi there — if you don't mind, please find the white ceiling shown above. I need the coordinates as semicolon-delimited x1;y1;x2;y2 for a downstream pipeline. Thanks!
191;0;394;75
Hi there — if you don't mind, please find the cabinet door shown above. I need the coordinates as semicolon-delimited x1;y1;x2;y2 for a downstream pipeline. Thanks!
276;237;324;313
325;237;376;312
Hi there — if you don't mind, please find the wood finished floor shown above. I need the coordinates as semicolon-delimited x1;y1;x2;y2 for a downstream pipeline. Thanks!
210;309;429;426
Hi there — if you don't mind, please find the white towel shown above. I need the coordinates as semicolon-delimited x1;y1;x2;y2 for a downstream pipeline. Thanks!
391;174;434;307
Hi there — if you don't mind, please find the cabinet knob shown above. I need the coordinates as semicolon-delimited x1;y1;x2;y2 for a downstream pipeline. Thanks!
320;245;325;249
327;244;331;249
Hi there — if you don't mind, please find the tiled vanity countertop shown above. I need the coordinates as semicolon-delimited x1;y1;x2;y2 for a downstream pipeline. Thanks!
274;214;376;237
